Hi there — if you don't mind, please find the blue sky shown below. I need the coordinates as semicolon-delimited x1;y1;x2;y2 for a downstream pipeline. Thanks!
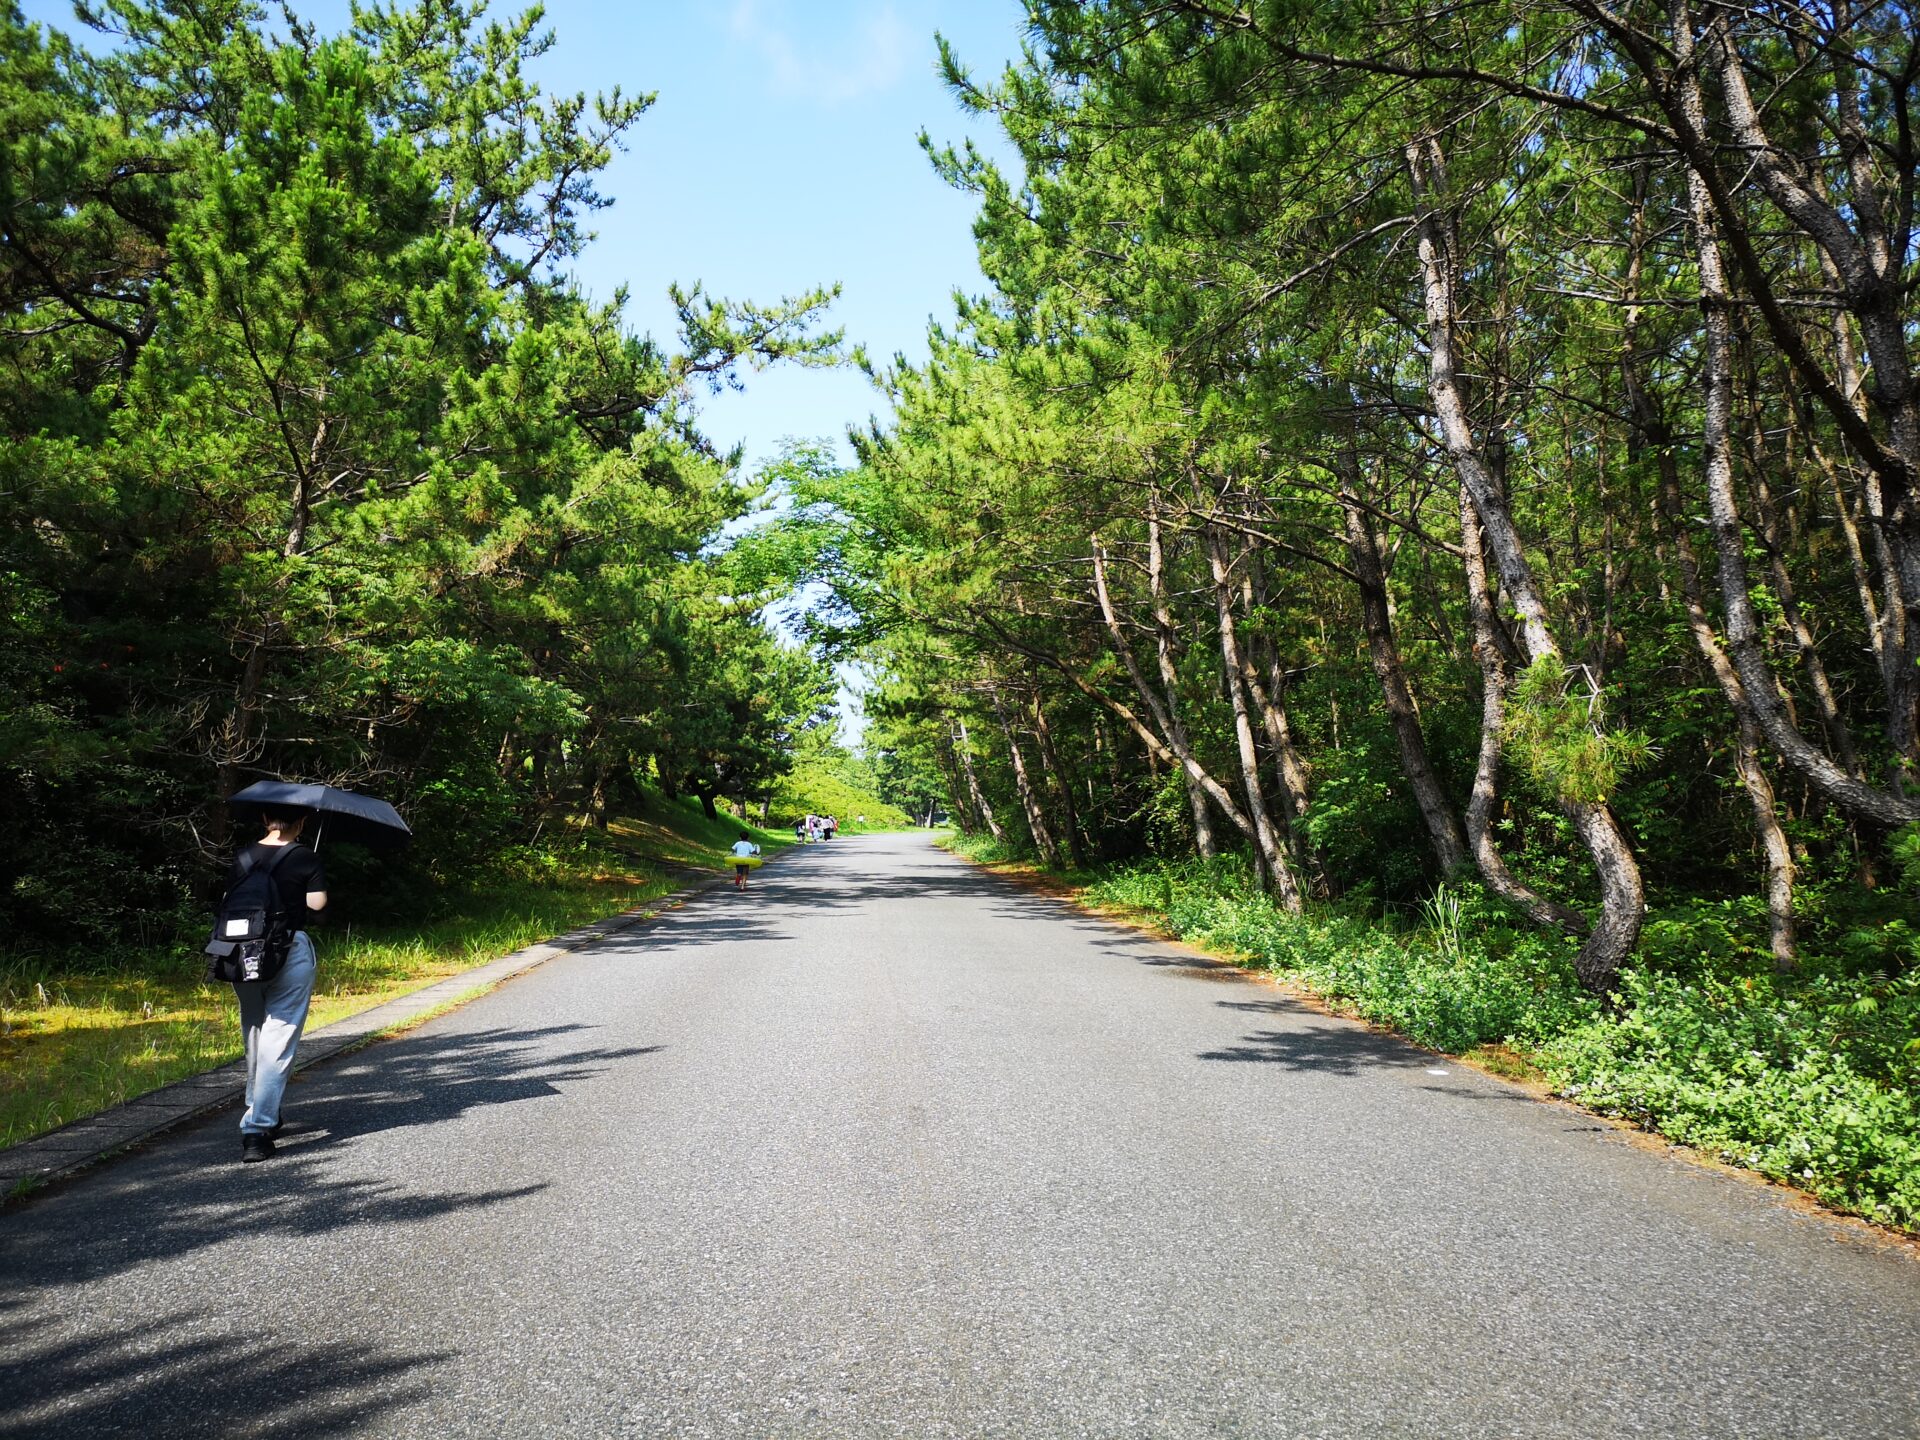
514;0;1027;470
24;0;1026;472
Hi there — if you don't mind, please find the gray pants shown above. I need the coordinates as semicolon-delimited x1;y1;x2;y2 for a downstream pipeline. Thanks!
234;931;315;1135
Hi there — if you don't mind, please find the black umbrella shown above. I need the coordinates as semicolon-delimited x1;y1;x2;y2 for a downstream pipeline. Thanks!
227;781;411;851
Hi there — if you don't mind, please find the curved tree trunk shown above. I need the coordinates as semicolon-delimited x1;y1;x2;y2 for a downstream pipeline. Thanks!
1087;538;1258;850
1618;165;1796;969
990;681;1061;865
1204;523;1303;910
1335;438;1469;875
1409;134;1644;991
1459;491;1591;936
1671;27;1920;827
953;715;1008;845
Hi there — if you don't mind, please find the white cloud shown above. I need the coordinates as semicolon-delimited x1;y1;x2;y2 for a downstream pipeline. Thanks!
726;0;915;105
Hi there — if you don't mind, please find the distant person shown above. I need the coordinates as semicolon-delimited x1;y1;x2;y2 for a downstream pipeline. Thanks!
794;816;808;844
219;807;327;1163
823;815;837;840
731;831;761;890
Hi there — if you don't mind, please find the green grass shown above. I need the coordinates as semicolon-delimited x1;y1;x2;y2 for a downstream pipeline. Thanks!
603;791;796;870
0;794;781;1150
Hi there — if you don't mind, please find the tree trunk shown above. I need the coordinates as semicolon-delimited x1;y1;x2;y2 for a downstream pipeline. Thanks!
1459;491;1591;936
1671;31;1920;827
1806;241;1917;764
587;763;613;830
932;724;975;833
1619;162;1797;968
954;715;1008;845
1086;537;1258;849
1147;501;1221;856
990;682;1061;865
1335;426;1469;873
1029;690;1091;868
1409;134;1644;990
1751;463;1862;779
1204;523;1303;910
1236;560;1313;855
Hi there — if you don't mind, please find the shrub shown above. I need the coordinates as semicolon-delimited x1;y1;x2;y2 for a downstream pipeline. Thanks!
1542;968;1920;1230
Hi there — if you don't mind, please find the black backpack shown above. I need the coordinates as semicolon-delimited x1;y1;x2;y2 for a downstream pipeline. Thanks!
205;845;297;984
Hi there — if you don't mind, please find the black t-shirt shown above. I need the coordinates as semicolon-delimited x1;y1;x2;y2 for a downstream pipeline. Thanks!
230;841;327;929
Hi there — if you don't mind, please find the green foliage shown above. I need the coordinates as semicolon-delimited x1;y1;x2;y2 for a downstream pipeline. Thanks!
1296;717;1436;901
1090;859;1594;1054
1502;659;1653;809
940;831;1028;866
1892;825;1920;895
768;743;914;831
1543;969;1920;1230
0;1;842;950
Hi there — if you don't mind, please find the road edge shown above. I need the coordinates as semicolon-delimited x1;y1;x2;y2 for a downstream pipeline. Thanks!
0;863;745;1204
938;841;1920;1259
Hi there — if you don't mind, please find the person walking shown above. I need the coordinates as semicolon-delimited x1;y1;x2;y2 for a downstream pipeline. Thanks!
730;831;761;890
226;807;327;1162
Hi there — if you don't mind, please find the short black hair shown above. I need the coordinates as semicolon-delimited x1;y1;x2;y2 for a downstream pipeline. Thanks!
260;807;309;828
739;829;751;840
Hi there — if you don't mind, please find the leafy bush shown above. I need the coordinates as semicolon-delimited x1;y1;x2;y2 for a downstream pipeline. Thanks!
1092;860;1592;1053
1502;658;1652;807
940;831;1031;866
1542;968;1920;1230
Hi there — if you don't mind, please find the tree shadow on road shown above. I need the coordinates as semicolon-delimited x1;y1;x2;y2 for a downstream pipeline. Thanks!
1197;1016;1435;1074
0;1299;449;1439
0;1022;670;1433
313;1022;664;1143
0;1023;664;1292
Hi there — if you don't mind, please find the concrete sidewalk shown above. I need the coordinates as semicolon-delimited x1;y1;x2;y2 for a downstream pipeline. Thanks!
0;867;733;1199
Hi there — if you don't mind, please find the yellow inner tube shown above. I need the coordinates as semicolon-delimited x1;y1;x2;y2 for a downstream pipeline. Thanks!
730;853;764;868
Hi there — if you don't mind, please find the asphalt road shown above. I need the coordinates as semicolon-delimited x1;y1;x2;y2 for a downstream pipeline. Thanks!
4;833;1917;1438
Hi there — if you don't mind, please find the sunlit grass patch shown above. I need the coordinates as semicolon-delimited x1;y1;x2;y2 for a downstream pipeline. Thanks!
0;870;674;1150
601;793;793;873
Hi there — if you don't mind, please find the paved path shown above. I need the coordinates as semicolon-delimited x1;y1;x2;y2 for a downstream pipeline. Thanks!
3;835;1916;1438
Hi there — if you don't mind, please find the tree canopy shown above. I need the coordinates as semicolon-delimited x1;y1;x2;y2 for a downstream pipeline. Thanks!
783;0;1920;992
1;0;838;941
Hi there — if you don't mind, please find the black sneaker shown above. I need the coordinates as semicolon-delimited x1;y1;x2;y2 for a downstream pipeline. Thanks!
241;1134;276;1163
266;1120;285;1139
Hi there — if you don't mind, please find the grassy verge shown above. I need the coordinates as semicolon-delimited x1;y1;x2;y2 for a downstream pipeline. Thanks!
942;834;1920;1235
0;794;790;1150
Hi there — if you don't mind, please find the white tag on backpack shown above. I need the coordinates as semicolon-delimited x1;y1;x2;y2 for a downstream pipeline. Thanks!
226;918;251;937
